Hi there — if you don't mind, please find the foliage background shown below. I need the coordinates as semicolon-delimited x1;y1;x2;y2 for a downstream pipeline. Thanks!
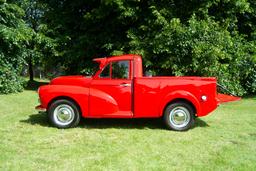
0;0;255;95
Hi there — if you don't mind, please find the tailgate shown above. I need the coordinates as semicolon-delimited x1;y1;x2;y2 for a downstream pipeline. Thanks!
217;93;241;104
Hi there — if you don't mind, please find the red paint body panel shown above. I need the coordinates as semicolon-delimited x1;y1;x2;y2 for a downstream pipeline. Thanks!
39;85;90;117
89;79;132;117
37;54;238;119
133;77;218;117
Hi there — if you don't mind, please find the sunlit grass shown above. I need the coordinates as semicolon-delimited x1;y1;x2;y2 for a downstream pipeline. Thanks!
0;87;255;170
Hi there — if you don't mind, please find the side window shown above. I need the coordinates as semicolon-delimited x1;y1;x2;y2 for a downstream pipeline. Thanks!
99;64;110;78
112;60;129;79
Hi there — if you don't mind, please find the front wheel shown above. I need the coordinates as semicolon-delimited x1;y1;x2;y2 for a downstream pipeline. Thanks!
48;99;81;128
163;102;195;131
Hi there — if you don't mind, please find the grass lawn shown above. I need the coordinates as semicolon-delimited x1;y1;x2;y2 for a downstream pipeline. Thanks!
0;82;256;170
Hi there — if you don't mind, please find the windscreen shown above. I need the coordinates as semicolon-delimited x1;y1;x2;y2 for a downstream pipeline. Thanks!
81;61;99;76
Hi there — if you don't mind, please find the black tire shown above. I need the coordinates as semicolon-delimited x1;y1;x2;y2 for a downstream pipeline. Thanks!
48;99;81;128
163;102;195;131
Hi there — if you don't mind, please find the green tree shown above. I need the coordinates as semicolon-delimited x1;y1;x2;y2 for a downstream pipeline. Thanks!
42;0;256;95
0;0;32;93
15;0;58;81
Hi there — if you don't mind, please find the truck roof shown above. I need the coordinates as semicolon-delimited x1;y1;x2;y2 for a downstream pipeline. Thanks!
93;54;142;68
93;54;141;62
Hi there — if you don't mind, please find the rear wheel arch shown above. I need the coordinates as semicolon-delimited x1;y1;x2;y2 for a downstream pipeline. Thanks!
160;90;201;117
162;98;197;117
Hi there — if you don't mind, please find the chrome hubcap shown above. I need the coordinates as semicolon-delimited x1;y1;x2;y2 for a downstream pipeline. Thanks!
53;104;74;126
169;106;190;128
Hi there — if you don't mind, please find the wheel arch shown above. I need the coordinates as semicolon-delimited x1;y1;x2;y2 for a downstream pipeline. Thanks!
47;96;82;115
162;98;196;117
160;90;201;117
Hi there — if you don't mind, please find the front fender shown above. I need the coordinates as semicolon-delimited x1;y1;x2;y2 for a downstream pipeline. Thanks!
39;85;89;117
159;90;201;116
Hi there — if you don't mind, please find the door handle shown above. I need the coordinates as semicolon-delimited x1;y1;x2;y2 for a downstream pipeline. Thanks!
120;83;131;87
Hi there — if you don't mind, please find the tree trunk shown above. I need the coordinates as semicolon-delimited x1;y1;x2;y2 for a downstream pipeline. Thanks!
28;58;34;81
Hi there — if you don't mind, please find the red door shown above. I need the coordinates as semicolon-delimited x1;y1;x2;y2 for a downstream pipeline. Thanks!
89;60;133;118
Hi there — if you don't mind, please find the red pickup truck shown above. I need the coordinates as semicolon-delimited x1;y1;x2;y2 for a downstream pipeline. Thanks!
36;54;238;131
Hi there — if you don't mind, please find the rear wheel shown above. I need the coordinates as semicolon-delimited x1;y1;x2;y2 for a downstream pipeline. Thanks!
163;102;195;131
48;99;81;128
